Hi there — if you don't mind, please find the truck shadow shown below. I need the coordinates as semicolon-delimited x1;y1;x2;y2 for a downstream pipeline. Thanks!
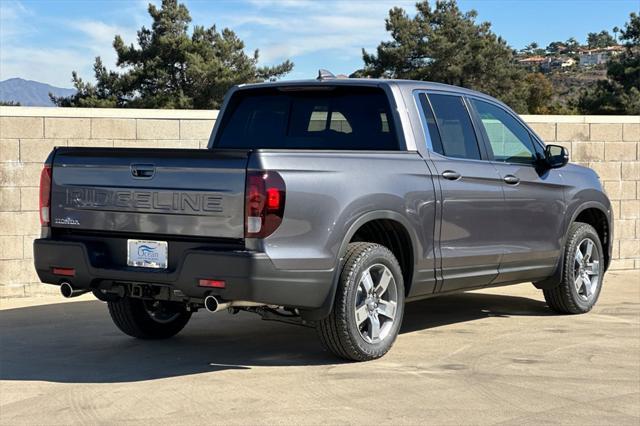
0;291;551;384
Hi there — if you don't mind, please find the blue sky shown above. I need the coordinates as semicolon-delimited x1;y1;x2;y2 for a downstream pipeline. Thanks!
1;0;637;88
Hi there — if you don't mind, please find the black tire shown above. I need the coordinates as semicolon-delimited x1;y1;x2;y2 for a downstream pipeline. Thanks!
317;242;405;361
544;222;604;314
107;297;192;339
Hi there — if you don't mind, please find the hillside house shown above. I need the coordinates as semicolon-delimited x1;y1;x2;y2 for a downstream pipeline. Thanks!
579;45;624;67
518;56;550;71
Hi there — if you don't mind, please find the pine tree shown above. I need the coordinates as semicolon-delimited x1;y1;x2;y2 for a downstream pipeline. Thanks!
355;0;534;113
52;0;293;109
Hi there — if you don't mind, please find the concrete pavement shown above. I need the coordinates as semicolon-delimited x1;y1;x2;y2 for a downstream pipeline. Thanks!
1;270;638;425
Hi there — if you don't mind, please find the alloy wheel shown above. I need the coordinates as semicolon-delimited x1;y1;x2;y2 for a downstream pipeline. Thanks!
573;238;600;301
354;264;398;344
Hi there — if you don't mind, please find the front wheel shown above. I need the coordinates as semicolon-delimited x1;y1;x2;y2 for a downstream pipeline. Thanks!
317;242;405;361
107;297;192;339
544;222;604;314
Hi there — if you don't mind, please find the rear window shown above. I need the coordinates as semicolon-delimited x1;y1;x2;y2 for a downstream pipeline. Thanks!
214;86;399;150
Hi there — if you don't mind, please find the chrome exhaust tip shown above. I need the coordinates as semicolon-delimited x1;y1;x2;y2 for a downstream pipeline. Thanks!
60;282;89;298
60;282;74;298
204;295;230;313
203;297;268;313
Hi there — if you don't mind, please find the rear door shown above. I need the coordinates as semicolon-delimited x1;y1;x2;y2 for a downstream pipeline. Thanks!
468;98;566;282
417;92;504;292
51;148;249;239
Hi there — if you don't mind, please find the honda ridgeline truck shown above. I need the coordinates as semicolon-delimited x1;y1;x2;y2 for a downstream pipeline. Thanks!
34;77;612;361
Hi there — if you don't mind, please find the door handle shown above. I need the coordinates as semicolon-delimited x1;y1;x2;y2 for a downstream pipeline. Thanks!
442;170;461;181
131;164;155;179
503;175;520;185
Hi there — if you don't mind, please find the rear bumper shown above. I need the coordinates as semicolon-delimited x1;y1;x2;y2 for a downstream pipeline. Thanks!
33;238;333;309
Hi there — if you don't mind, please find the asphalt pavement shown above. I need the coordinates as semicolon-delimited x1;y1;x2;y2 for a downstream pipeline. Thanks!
1;270;638;425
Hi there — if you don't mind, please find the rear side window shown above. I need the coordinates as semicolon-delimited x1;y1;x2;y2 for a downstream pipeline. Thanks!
418;94;444;154
423;94;481;160
215;87;398;150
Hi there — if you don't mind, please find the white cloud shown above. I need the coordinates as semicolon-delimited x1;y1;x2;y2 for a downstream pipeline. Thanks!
0;2;143;87
257;30;377;64
0;46;89;87
69;20;136;51
0;0;416;86
246;0;317;9
0;2;72;84
0;0;29;21
67;19;139;72
0;0;35;40
216;0;417;67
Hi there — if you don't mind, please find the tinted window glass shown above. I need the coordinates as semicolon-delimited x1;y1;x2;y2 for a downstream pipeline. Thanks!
215;87;398;150
427;94;481;160
418;93;444;154
471;99;536;164
307;109;353;133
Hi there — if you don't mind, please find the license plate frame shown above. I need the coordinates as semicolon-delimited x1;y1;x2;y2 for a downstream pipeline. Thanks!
127;239;168;269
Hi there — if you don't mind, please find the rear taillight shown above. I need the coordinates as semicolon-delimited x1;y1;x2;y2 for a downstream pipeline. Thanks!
39;165;52;226
245;171;285;238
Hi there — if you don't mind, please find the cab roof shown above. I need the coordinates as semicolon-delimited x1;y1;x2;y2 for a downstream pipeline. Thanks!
235;77;504;107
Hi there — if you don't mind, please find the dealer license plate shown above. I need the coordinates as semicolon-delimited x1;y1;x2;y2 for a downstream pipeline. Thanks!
127;239;168;269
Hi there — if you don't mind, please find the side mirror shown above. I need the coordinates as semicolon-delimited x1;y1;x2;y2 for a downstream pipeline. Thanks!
545;144;569;169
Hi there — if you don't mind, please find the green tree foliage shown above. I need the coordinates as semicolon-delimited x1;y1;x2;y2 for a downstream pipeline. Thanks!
524;73;553;114
586;30;617;48
0;100;21;106
542;38;579;56
357;0;542;113
564;37;580;54
579;13;640;115
546;41;566;55
52;0;293;109
520;42;545;56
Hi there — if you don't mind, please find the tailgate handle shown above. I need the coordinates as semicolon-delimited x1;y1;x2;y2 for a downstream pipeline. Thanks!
131;164;155;179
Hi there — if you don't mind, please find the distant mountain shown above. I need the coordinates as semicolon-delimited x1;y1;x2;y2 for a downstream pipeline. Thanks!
0;78;76;107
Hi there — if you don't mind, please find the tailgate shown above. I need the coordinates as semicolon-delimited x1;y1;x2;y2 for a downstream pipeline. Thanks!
50;148;249;239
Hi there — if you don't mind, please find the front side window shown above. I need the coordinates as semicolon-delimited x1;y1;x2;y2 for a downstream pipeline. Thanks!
470;99;537;164
424;94;481;160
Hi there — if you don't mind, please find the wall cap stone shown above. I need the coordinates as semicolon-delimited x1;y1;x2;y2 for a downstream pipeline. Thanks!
0;106;218;120
2;108;638;124
521;115;640;124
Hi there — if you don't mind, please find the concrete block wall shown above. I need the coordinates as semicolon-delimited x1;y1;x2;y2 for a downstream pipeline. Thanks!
1;107;216;297
523;115;640;272
0;107;638;297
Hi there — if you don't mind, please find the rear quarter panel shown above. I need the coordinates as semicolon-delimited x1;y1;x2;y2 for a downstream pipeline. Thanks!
248;151;437;296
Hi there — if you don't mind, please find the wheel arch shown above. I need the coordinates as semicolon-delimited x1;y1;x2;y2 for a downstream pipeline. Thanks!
570;202;612;271
534;201;612;290
302;210;419;321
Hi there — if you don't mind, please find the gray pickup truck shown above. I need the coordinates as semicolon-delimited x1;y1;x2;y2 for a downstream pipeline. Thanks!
34;77;612;361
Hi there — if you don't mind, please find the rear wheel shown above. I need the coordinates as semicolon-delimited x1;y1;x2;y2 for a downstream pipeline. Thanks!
317;242;405;361
107;297;192;339
544;222;604;314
